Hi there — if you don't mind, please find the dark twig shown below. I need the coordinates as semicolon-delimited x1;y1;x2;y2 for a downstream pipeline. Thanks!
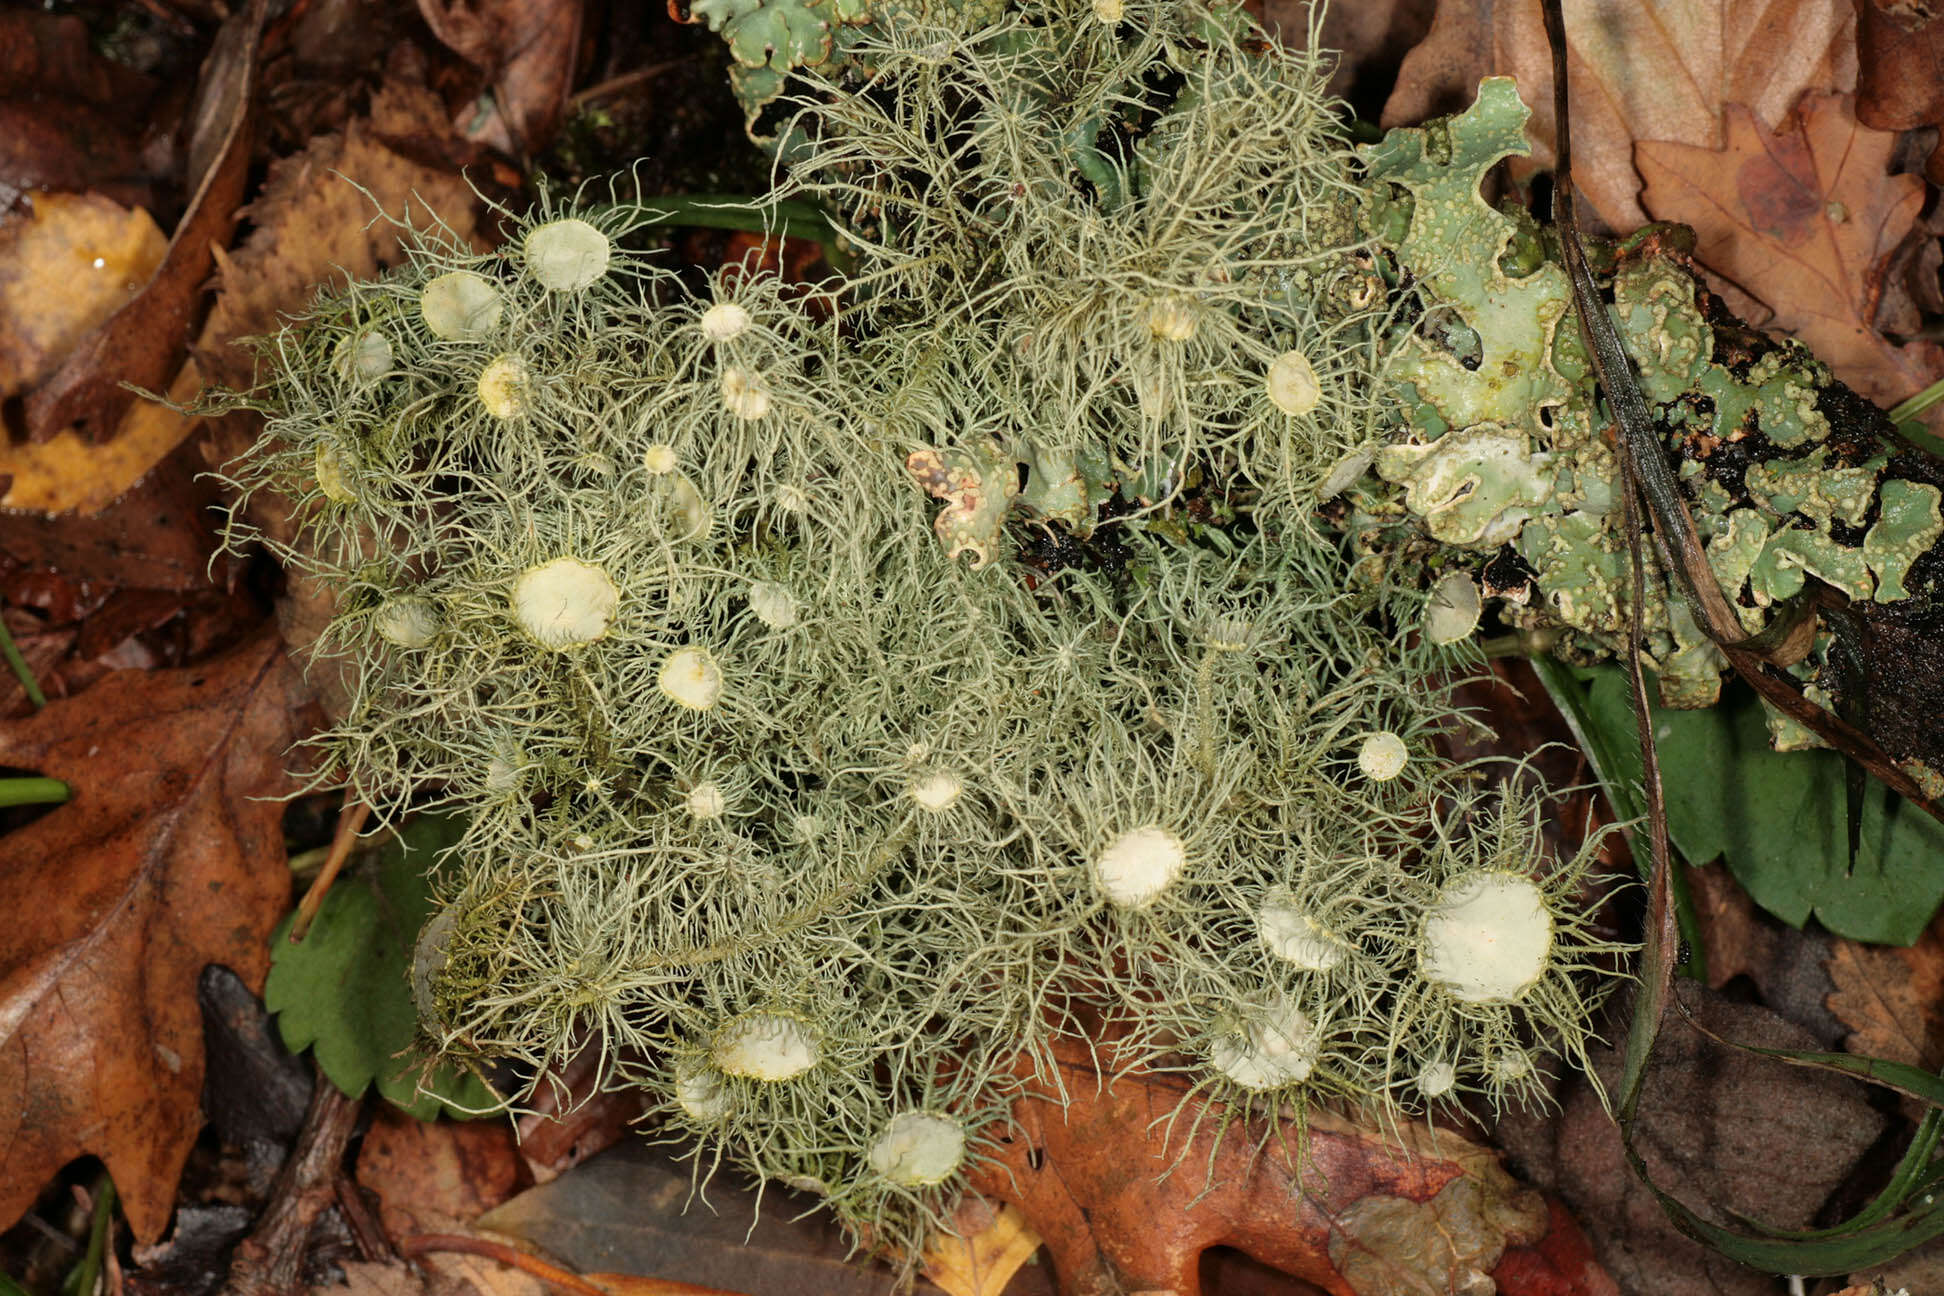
221;1076;363;1296
1538;0;1678;1124
331;1176;398;1266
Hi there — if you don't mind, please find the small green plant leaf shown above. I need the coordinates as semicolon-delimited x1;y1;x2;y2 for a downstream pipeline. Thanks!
267;814;495;1119
1579;665;1944;945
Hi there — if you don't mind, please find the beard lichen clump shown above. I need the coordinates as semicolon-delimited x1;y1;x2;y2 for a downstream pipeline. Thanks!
218;0;1630;1262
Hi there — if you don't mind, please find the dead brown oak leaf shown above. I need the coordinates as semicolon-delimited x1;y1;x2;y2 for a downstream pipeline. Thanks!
415;0;583;155
1382;0;1855;232
963;1044;1616;1296
1637;91;1944;423
0;629;314;1243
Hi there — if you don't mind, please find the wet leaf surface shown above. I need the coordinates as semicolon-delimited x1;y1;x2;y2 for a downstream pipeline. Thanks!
478;1139;955;1296
0;424;232;591
0;629;314;1243
0;365;202;515
0;192;167;401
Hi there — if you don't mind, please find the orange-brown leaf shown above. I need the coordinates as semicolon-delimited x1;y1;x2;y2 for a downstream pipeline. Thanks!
921;1199;1041;1296
964;1045;1616;1296
0;630;314;1242
1637;92;1944;420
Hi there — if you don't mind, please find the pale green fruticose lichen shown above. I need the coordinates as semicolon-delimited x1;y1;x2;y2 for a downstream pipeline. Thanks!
216;8;1637;1263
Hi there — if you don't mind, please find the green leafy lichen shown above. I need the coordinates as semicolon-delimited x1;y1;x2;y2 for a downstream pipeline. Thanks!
1357;79;1944;735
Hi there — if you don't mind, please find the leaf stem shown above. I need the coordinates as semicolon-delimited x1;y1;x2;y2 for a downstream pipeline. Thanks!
0;777;71;808
289;799;373;943
58;1171;116;1296
1888;376;1944;457
1888;376;1944;426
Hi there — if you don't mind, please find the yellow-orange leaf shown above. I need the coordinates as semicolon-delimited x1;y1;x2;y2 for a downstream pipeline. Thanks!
921;1200;1042;1296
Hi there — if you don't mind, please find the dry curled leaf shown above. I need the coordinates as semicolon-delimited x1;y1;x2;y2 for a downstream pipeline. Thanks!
355;1104;527;1244
1637;91;1944;421
414;0;584;154
1856;0;1944;183
0;11;167;207
0;630;314;1243
1385;0;1855;231
963;1044;1614;1296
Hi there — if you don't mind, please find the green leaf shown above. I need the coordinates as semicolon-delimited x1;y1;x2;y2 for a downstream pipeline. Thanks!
1580;666;1944;945
267;814;496;1119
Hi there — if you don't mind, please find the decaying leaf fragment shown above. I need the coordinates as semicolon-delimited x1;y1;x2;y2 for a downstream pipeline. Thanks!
922;1198;1041;1296
1826;914;1944;1075
0;630;314;1242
